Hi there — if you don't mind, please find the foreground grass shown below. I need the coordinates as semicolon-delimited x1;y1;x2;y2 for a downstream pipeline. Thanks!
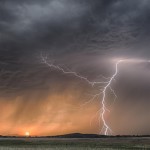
0;147;118;150
0;137;150;150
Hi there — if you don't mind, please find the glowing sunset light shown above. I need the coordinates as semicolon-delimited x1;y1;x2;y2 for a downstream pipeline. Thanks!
25;131;30;137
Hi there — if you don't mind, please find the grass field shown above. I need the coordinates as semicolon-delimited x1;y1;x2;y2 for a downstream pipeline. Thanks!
0;137;150;150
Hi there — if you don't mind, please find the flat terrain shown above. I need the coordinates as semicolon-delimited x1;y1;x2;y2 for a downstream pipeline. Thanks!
0;137;150;150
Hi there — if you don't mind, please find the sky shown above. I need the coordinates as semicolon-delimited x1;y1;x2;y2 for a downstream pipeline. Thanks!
0;0;150;136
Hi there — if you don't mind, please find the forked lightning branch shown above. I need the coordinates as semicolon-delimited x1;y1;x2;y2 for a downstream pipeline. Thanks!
42;56;149;135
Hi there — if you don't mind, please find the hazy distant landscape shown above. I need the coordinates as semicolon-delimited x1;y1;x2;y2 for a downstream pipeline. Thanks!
0;134;150;150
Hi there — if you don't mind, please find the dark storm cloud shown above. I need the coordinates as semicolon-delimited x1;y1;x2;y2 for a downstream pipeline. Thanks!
0;0;88;92
1;0;150;59
0;0;150;135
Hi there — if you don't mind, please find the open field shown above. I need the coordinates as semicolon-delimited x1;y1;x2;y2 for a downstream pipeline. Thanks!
0;137;150;150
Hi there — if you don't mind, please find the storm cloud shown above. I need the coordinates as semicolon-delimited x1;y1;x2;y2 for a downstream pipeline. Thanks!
0;0;150;135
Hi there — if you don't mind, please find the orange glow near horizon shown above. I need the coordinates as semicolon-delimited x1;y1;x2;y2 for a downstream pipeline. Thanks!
25;131;30;137
0;89;101;136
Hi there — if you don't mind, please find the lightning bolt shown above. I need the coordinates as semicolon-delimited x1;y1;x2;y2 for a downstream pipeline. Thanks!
100;60;123;135
41;54;123;135
41;55;108;86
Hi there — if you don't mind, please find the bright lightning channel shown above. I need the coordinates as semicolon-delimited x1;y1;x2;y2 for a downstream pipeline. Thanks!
41;55;123;135
100;60;123;135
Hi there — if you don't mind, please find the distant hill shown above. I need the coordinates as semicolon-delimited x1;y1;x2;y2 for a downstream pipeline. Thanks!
0;133;150;138
46;133;150;138
46;133;106;138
